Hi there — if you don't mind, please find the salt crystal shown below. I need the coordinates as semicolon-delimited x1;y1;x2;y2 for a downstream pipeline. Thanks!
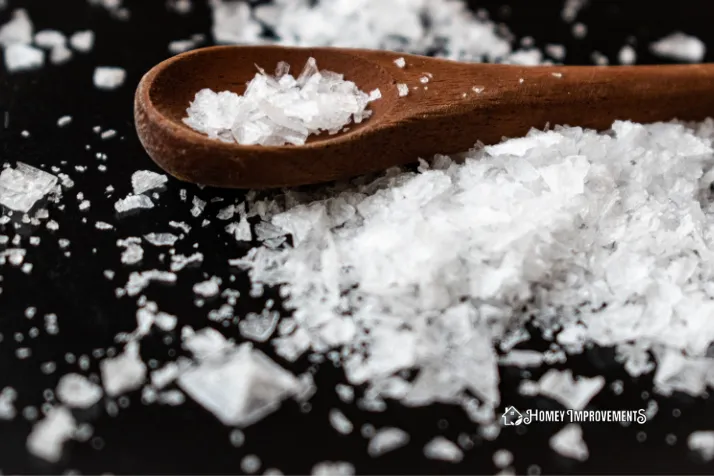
69;30;94;52
0;162;57;212
115;194;154;213
0;387;17;420
178;343;301;426
537;370;604;410
493;449;514;468
182;327;234;361
100;342;146;397
5;42;43;71
367;427;410;457
688;431;714;461
193;276;221;297
549;424;589;461
144;232;178;247
190;196;206;217
619;45;636;65
170;252;203;271
0;9;32;47
651;32;705;63
241;454;261;474
26;407;76;463
499;350;544;367
100;129;117;140
95;221;113;230
312;462;354;475
93;66;126;90
151;362;180;389
57;116;72;127
545;44;566;60
328;408;353;435
34;30;65;49
394;57;406;68
56;373;103;408
423;437;463;463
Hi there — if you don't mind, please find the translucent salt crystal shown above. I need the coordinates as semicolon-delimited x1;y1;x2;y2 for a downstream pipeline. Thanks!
335;384;354;403
144;232;178;247
651;32;705;62
170;252;203;271
688;431;714;461
100;342;146;397
169;39;197;54
100;129;117;140
57;115;72;127
537;369;604;410
0;162;57;212
493;449;514;468
367;427;410;457
618;45;636;65
158;390;185;406
499;350;544;367
312;462;355;476
95;221;113;230
549;424;588;461
0;9;33;47
125;270;176;296
34;30;65;49
328;408;353;435
423;437;463;463
241;454;261;474
397;83;409;97
132;170;168;195
48;44;71;64
5;43;44;71
26;407;76;463
93;66;126;90
69;30;94;52
115;194;154;213
562;0;587;22
238;310;279;342
572;22;587;38
56;373;103;408
178;343;301;426
393;57;406;68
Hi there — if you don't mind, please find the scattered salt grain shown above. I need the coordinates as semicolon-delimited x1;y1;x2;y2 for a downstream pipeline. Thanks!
397;83;409;97
114;194;154;213
651;32;705;62
34;30;65;49
183;57;378;146
57;115;72;127
190;196;206;217
100;342;146;396
423;437;463;463
170;252;203;271
312;462;354;476
493;449;514;468
193;276;221;297
56;373;103;408
241;454;261;474
69;30;94;52
26;406;76;463
394;57;406;68
688;431;714;461
131;170;168;195
95;221;113;230
0;162;58;212
618;45;636;65
545;44;566;61
328;408;353;435
93;66;126;90
5;43;44;72
100;129;117;140
550;424;588;461
367;427;410;457
178;343;301;426
0;9;33;47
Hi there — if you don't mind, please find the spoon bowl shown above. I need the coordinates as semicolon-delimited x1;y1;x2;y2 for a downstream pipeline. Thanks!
136;45;714;189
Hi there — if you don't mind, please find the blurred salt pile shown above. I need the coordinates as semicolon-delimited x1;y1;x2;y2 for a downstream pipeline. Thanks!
184;58;380;146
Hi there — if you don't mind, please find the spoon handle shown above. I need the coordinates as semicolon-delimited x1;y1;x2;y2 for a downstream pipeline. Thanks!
378;55;714;157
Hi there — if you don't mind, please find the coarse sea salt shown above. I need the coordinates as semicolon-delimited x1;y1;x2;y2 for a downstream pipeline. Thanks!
367;427;410;457
93;66;126;90
184;58;379;146
549;424;589;461
26;407;76;463
0;162;58;212
131;170;168;195
56;373;103;408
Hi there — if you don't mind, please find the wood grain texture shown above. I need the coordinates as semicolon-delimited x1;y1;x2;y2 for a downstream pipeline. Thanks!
134;45;714;189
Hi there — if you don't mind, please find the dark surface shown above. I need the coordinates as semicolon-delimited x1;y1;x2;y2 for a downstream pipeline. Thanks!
2;0;714;474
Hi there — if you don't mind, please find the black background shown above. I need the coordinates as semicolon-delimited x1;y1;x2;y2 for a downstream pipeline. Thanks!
2;0;714;474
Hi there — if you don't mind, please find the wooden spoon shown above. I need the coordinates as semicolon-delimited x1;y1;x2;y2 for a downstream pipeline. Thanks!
135;45;714;189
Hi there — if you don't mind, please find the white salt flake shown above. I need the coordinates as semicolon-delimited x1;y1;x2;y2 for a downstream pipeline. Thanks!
312;461;355;476
56;373;103;408
424;437;463;463
131;170;168;195
394;57;406;68
537;370;604;411
0;9;33;47
115;194;154;213
397;83;409;97
26;407;76;463
550;424;589;461
4;42;43;71
57;115;72;127
689;431;714;461
100;342;146;397
193;276;222;297
328;408;353;435
651;32;705;62
618;45;636;65
69;30;94;52
93;66;126;90
144;232;178;247
0;162;57;212
367;427;410;457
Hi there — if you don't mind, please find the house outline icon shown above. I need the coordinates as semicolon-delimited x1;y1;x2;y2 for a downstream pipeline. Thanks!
501;406;523;426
